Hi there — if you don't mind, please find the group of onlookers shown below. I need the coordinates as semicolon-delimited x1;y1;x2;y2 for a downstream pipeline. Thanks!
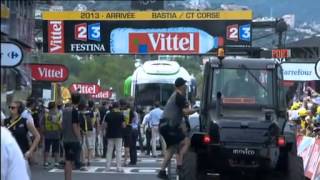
288;86;320;137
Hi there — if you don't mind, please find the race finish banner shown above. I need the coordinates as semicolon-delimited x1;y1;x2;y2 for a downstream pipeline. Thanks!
42;10;252;54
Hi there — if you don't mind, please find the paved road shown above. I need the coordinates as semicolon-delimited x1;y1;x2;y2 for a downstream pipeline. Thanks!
31;152;176;180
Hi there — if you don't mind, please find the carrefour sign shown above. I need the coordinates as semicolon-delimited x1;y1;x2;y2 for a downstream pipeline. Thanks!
42;10;252;54
281;62;320;81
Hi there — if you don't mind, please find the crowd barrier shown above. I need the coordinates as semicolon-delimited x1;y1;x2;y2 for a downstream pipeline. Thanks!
296;135;320;180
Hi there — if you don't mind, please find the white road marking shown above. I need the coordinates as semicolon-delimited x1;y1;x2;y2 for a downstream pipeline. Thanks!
48;166;161;174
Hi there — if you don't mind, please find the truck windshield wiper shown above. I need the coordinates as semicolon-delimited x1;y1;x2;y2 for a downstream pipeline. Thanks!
240;64;268;92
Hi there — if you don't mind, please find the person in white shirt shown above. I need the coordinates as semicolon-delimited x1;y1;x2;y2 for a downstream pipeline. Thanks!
1;127;30;180
1;110;6;125
141;111;152;156
147;101;166;157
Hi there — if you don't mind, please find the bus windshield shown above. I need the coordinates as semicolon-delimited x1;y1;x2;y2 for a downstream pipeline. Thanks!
135;83;175;106
212;68;274;106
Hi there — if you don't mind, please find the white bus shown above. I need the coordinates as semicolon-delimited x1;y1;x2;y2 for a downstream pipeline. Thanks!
124;60;196;107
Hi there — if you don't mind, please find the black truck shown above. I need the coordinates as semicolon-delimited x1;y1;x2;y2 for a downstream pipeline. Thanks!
180;58;304;180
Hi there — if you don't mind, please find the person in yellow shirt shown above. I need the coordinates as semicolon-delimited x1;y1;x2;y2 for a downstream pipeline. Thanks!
120;99;131;166
43;101;62;168
298;108;309;135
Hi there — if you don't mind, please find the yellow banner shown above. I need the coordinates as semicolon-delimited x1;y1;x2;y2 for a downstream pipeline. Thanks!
1;4;10;19
42;10;252;21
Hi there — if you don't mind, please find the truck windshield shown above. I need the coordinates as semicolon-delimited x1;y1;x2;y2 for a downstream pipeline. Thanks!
212;68;274;106
135;83;175;106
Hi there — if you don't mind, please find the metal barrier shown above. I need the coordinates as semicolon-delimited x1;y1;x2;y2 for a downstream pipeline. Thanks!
296;135;320;180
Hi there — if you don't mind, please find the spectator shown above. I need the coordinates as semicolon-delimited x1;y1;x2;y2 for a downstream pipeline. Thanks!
79;100;95;167
23;97;41;165
120;99;131;166
298;108;309;135
104;101;126;172
90;101;102;158
129;106;139;165
43;101;62;168
1;110;6;125
102;103;112;158
136;105;145;155
313;106;320;136
148;101;166;157
62;93;82;180
1;127;30;180
141;110;152;156
3;101;40;161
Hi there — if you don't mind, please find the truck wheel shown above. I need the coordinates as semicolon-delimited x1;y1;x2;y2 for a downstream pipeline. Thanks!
180;151;207;180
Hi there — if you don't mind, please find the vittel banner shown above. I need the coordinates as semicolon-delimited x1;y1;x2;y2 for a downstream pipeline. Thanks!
47;21;65;53
29;64;69;82
91;90;112;99
42;11;252;54
69;83;101;95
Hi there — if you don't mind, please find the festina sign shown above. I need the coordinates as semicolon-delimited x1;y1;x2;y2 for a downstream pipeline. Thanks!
70;44;106;52
29;64;69;82
91;90;112;99
69;83;101;95
129;32;199;54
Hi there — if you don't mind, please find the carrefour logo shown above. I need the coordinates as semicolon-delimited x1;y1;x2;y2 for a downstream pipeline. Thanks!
316;60;320;79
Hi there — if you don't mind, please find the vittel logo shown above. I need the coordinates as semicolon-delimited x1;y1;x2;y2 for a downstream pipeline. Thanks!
38;67;63;79
129;32;199;54
69;83;101;95
48;21;64;53
232;148;255;156
91;90;112;99
29;64;68;82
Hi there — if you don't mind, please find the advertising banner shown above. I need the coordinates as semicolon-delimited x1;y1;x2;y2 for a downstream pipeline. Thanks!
91;90;112;99
305;138;320;179
312;155;320;180
281;62;320;81
42;11;252;54
297;136;315;170
1;42;23;67
29;64;69;82
69;83;101;95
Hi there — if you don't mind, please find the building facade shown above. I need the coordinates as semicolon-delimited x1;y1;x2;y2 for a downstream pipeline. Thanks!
1;0;35;110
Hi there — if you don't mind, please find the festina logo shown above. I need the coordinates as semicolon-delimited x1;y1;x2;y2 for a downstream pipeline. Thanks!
129;32;199;54
232;148;255;156
70;44;106;52
38;67;63;78
48;21;64;53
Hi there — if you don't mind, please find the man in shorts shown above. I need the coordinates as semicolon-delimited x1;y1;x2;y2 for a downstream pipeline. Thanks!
62;93;82;180
157;77;198;179
79;101;95;166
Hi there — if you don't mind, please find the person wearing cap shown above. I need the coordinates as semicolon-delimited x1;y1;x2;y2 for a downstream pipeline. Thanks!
157;77;198;179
